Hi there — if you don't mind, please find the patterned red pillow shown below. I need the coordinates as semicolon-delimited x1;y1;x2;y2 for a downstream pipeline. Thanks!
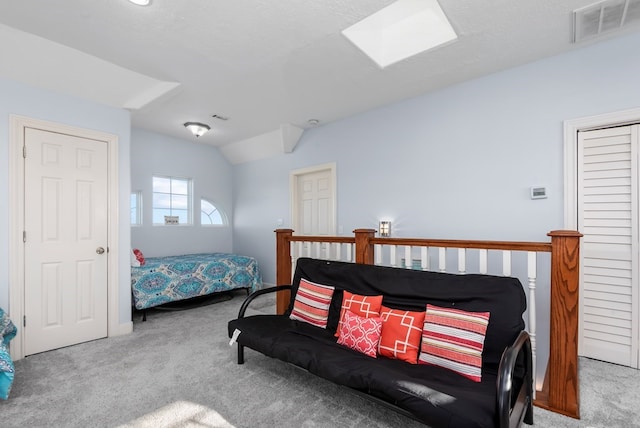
289;278;335;329
337;310;382;358
335;291;383;337
419;304;490;382
378;306;425;364
131;248;146;267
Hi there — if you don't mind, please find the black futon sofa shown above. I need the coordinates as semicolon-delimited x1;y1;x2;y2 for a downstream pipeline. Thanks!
228;258;533;428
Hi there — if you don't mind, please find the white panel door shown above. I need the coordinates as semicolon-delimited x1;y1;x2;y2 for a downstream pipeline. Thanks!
24;128;108;355
578;125;639;367
295;169;334;236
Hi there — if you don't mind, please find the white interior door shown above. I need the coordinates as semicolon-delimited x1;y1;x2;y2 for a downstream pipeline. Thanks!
296;169;334;236
291;164;337;260
578;125;639;368
24;128;109;356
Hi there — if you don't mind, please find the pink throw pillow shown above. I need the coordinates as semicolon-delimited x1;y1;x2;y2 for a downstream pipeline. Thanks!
337;309;382;358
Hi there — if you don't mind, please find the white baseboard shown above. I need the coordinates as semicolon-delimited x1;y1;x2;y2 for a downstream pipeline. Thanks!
110;321;133;337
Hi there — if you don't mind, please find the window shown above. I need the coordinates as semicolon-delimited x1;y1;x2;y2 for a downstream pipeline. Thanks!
152;176;192;225
201;199;226;226
130;191;142;226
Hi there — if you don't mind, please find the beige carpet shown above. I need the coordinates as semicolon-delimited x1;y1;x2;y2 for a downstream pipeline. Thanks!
1;290;638;427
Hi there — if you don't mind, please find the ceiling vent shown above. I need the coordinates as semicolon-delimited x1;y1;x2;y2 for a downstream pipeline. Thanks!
574;0;640;42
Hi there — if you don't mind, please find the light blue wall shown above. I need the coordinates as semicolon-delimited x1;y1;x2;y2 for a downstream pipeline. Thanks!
234;31;640;283
130;128;233;256
233;31;640;384
0;77;132;324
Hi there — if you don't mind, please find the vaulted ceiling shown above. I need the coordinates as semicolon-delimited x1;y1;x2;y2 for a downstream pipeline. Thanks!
1;0;639;163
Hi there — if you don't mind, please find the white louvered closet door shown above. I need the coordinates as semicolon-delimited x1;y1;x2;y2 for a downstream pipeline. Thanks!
578;125;639;368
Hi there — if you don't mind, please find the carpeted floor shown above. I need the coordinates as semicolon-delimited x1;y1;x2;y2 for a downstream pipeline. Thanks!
1;290;639;427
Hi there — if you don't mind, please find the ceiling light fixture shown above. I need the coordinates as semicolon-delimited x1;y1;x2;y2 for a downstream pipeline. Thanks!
183;122;211;138
128;0;151;5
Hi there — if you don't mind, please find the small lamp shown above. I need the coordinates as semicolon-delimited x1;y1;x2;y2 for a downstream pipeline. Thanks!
379;221;391;237
184;122;211;138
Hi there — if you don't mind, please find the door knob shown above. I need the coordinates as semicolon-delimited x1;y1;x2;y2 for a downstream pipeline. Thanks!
96;247;105;254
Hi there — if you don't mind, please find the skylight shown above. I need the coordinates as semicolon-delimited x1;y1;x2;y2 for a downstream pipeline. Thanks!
342;0;457;68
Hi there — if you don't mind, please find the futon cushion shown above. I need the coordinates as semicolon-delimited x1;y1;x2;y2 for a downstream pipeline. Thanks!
336;310;382;358
419;304;490;382
378;306;425;364
234;313;499;428
289;278;335;328
335;291;383;337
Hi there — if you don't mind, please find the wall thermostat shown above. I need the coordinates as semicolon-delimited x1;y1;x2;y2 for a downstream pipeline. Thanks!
530;186;547;199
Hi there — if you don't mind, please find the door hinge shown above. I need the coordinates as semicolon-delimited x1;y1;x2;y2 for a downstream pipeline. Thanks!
23;145;26;158
23;231;26;243
23;315;26;327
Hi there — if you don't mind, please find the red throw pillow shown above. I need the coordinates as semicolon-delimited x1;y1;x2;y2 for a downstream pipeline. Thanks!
289;278;335;329
378;306;426;364
337;309;382;358
335;291;383;337
419;304;490;382
133;248;145;266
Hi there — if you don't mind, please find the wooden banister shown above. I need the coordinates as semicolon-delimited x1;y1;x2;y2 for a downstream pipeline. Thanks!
274;228;582;419
535;230;583;419
354;229;376;264
275;228;294;314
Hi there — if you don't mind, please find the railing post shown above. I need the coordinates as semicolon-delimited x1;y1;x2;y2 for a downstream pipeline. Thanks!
537;230;582;418
353;229;376;265
275;228;294;315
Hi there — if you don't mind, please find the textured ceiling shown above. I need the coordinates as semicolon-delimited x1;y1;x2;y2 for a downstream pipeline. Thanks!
1;0;639;161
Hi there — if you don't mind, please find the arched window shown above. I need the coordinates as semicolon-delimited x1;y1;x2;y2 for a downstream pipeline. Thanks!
201;199;226;226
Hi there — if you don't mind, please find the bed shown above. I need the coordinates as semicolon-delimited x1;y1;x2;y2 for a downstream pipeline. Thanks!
131;252;262;312
0;307;17;400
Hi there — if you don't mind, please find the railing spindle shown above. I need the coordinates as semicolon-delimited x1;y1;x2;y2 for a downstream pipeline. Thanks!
438;248;446;272
528;251;537;398
405;246;412;269
458;248;466;274
390;245;397;267
375;244;382;265
502;251;512;276
479;249;488;274
421;247;429;270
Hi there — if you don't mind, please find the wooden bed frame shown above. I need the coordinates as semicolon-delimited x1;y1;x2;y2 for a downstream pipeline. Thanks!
274;228;582;420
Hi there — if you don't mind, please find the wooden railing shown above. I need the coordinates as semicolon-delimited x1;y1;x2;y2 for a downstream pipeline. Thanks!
275;228;582;419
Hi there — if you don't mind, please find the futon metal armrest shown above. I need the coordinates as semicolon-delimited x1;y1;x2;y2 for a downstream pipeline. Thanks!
497;330;533;428
237;285;292;318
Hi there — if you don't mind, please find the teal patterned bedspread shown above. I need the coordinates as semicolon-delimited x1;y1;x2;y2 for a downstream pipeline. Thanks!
131;253;262;310
1;307;17;400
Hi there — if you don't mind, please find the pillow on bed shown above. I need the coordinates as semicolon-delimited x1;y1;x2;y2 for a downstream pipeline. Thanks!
289;278;335;329
130;248;146;267
418;304;490;382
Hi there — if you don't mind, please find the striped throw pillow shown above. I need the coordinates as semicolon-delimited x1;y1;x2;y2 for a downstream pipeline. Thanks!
289;278;335;328
418;304;490;382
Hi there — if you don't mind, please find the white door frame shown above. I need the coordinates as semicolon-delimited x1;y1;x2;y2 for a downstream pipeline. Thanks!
564;106;640;360
290;162;337;235
8;115;121;360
